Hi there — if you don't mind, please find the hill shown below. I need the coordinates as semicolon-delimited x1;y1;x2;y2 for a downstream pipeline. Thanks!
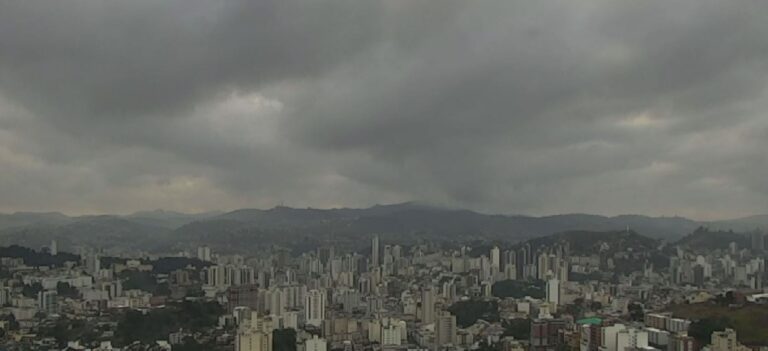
0;203;762;254
163;204;686;253
669;303;768;346
126;209;220;229
0;212;71;230
526;229;659;255
0;216;171;253
674;227;749;251
206;204;700;241
705;215;768;233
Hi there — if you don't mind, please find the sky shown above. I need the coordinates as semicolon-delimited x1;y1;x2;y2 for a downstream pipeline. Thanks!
0;1;766;219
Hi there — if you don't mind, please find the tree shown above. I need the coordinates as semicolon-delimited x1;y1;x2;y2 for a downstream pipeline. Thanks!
628;302;644;322
38;317;95;348
688;318;732;345
21;282;43;298
154;282;171;297
114;301;224;346
491;280;545;299
714;291;736;306
152;257;211;275
448;300;499;327
174;338;209;351
119;270;158;292
0;245;79;267
0;313;19;331
503;318;531;340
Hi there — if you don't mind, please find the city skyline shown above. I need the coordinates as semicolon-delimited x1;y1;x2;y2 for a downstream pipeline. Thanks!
2;1;768;350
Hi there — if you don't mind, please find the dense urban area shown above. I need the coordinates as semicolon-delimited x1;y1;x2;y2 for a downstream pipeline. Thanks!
0;209;767;351
3;1;768;351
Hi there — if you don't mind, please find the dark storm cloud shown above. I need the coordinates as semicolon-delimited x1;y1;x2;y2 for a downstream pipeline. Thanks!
0;0;386;120
0;0;766;218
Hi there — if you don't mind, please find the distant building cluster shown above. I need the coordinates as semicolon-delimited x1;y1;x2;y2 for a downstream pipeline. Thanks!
0;229;767;351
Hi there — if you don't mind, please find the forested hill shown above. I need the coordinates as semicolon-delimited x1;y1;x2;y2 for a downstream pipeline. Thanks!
0;203;762;253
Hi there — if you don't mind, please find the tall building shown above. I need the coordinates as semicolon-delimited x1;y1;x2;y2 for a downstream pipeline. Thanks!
38;290;58;314
599;324;648;351
336;288;361;313
233;306;252;326
197;246;212;262
384;318;407;345
503;249;517;278
546;279;560;309
531;319;567;351
751;231;765;252
0;287;10;306
305;289;326;327
711;329;750;351
518;243;533;279
371;236;380;268
557;259;569;282
442;280;457;303
85;253;101;276
228;285;260;312
615;328;649;351
538;254;551;280
305;335;328;351
369;317;407;346
644;313;671;330
267;287;286;317
206;265;228;288
693;265;705;287
578;318;603;351
668;333;696;351
421;287;436;325
236;312;273;351
435;312;457;347
490;246;501;270
480;255;492;281
50;240;58;256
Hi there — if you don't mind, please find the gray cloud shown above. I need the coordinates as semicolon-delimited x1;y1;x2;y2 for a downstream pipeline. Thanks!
0;0;766;218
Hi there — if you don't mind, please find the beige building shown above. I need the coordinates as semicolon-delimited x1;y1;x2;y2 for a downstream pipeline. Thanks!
435;312;457;347
711;329;750;351
236;312;274;351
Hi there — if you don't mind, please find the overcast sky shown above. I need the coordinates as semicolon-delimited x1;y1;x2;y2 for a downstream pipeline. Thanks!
0;1;766;219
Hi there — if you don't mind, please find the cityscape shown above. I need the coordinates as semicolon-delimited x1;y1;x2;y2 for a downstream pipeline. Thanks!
0;209;766;350
1;1;768;351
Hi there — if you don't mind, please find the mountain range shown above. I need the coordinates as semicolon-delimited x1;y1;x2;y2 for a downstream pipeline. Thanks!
0;203;764;254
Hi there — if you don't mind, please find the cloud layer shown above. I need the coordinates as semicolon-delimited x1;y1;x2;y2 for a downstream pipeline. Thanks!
1;0;767;218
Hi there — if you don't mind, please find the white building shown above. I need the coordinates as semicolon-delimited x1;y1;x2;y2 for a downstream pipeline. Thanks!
305;335;327;351
546;279;560;309
616;328;649;351
490;246;501;270
197;246;212;262
282;311;299;330
305;289;326;327
369;317;407;346
600;324;648;351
